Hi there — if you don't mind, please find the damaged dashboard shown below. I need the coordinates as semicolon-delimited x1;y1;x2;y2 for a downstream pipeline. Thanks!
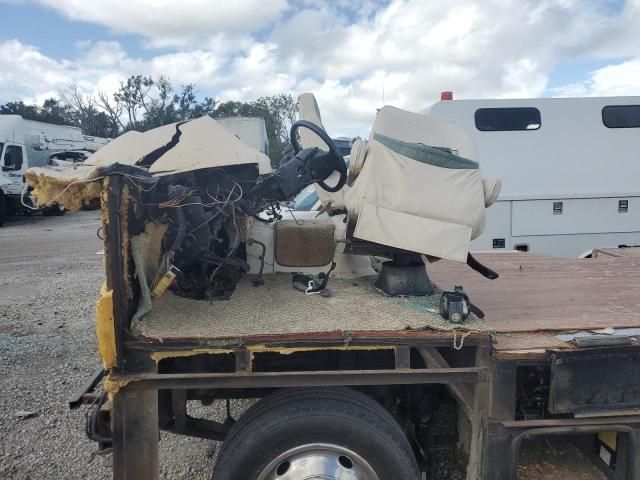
104;118;347;304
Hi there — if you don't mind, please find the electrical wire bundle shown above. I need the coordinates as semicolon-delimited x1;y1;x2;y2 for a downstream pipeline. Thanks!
149;169;256;301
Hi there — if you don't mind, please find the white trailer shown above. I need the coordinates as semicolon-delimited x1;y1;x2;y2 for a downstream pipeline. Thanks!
0;115;109;225
423;95;640;257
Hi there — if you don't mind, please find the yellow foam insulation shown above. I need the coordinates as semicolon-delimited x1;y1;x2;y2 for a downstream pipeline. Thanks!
248;345;394;355
150;345;391;365
25;165;102;212
150;348;234;363
104;375;130;395
138;221;169;280
100;177;110;217
96;282;117;369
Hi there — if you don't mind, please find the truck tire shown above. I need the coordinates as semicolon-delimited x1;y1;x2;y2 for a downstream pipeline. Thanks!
0;191;6;227
212;387;420;480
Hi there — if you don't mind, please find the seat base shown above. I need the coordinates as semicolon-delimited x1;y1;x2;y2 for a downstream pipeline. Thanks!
374;254;435;296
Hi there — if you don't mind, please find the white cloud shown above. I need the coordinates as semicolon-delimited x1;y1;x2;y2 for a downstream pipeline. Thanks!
552;57;640;97
28;0;287;48
1;0;640;137
77;41;127;66
0;40;71;104
261;0;640;134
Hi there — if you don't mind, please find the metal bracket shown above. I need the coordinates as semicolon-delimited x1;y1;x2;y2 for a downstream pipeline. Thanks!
69;368;106;409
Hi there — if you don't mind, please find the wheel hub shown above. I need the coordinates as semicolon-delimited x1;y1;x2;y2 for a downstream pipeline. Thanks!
257;443;380;480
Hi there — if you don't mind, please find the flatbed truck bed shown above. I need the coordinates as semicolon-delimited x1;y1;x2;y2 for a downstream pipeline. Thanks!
74;179;640;480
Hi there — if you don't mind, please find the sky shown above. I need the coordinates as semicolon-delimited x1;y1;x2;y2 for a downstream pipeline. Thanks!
0;0;639;136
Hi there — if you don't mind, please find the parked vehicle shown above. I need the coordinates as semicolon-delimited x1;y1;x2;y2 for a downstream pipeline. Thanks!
425;94;640;257
43;94;639;480
0;115;109;225
333;136;356;157
47;149;93;166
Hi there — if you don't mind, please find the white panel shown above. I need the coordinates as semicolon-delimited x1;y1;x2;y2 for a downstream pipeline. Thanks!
513;232;640;258
426;97;640;199
511;197;640;236
471;201;511;251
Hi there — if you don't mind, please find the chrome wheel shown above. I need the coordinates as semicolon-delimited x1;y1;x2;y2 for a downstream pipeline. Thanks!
257;443;380;480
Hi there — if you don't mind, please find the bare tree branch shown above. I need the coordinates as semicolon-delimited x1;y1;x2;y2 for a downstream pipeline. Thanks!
96;90;125;130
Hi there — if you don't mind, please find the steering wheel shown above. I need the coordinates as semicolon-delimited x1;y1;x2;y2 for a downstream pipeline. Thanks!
290;120;348;193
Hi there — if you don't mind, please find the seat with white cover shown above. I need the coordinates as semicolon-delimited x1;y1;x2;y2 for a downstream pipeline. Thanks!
298;93;501;266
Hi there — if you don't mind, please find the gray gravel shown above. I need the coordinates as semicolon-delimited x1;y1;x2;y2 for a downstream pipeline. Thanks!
0;211;227;479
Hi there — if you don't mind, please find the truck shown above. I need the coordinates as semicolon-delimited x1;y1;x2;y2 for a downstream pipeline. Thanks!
34;95;639;480
0;115;109;226
425;94;640;258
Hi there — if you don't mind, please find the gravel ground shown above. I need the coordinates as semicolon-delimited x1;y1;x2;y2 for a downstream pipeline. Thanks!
0;211;226;479
0;211;611;479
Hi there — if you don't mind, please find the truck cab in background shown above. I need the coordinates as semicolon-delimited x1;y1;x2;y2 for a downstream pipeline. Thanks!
0;115;109;226
0;116;29;225
0;140;26;196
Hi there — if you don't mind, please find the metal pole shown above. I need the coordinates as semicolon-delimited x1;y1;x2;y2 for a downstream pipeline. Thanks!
112;385;159;480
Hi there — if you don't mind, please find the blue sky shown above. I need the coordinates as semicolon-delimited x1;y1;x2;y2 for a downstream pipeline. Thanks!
1;0;639;135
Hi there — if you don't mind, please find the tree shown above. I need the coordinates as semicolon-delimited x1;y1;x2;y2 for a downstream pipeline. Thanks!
96;90;125;132
212;94;298;167
191;96;216;118
113;75;154;130
0;99;69;125
1;74;299;166
142;76;177;129
141;81;208;128
173;84;198;121
39;98;73;125
62;83;120;138
253;94;298;166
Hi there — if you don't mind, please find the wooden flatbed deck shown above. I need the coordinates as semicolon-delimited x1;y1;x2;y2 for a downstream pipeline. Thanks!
428;251;640;357
134;251;640;359
429;251;640;332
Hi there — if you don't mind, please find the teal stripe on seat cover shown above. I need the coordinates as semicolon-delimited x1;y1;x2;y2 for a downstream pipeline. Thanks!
374;133;478;170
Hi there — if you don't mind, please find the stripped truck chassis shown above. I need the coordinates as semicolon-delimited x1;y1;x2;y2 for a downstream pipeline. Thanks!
72;176;640;480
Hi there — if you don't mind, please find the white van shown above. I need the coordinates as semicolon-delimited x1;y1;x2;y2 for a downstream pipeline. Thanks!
423;96;640;257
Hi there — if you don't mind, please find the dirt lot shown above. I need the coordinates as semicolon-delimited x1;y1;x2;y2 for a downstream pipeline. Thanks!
0;211;225;479
0;211;610;479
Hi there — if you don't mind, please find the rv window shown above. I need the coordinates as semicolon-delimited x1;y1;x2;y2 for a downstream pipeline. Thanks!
474;107;541;131
3;145;23;170
602;105;640;128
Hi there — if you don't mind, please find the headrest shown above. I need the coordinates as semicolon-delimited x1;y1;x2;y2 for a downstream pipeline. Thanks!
348;138;367;185
298;93;328;151
371;106;478;161
483;178;502;207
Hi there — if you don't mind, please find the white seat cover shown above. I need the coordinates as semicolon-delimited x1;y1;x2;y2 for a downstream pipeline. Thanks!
344;106;491;263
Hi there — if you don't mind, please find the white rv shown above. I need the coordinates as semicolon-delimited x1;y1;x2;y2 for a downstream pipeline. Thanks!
0;115;109;225
424;96;640;257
